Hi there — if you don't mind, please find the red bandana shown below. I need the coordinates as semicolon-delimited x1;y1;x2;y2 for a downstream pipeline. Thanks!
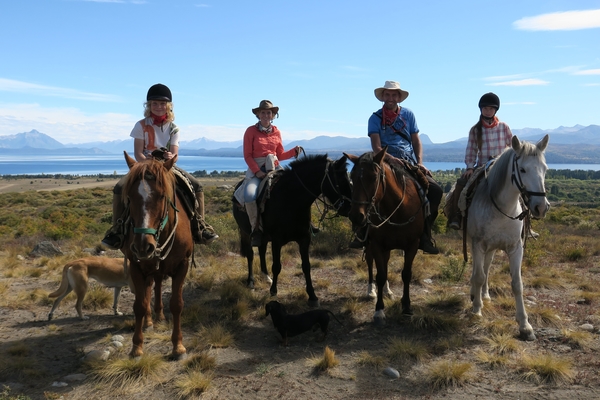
382;106;400;126
152;113;167;126
482;116;499;129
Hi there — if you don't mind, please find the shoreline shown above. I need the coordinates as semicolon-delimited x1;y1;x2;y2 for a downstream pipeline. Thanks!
0;176;242;194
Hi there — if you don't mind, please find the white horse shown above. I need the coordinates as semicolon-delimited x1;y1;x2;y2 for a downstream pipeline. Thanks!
465;134;550;341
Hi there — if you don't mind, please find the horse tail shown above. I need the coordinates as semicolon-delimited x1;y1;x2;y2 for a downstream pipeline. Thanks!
48;264;71;298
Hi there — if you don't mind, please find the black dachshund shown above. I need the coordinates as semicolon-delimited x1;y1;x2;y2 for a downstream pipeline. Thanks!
265;300;342;345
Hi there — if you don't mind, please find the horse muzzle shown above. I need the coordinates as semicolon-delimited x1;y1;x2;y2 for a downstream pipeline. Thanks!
130;235;157;260
530;198;550;219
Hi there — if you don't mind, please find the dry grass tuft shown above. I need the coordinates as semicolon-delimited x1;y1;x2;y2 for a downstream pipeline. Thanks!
485;332;521;355
174;370;213;398
356;351;385;368
195;323;234;349
527;306;562;327
561;329;596;350
310;346;339;371
408;309;463;332
519;353;574;384
426;360;473;389
183;351;217;372
387;337;429;362
92;354;170;388
475;349;509;368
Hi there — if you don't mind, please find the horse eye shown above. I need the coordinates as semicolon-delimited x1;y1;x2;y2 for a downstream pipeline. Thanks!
519;168;526;173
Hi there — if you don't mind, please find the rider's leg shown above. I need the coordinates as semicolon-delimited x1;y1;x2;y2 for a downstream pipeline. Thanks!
448;177;467;230
195;190;218;244
101;178;127;250
244;176;263;247
420;177;442;255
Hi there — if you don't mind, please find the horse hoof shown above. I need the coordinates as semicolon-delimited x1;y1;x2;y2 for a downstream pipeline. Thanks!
520;331;536;341
307;299;320;308
172;352;188;361
373;316;386;326
247;281;255;289
402;308;413;316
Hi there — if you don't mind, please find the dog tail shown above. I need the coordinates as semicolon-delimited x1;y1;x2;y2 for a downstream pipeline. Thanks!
48;264;71;298
326;310;344;327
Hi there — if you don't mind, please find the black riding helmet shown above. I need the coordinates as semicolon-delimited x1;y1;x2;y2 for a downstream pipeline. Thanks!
147;83;172;102
478;92;500;110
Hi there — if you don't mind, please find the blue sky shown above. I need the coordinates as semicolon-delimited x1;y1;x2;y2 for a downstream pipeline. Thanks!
1;0;599;145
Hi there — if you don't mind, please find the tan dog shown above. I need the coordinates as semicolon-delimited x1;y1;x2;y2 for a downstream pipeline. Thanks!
48;257;134;321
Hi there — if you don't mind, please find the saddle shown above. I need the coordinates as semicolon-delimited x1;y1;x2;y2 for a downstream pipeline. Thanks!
233;170;281;213
384;155;431;217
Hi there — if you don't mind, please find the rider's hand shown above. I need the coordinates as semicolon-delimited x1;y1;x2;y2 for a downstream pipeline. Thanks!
255;170;266;179
463;168;474;179
163;151;174;160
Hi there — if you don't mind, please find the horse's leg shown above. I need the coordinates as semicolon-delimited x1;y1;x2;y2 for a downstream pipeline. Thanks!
169;260;189;359
470;245;486;316
507;245;535;341
299;238;319;307
401;247;418;316
259;242;272;283
242;231;255;288
153;274;165;322
366;249;377;299
269;242;282;297
372;246;390;325
130;267;152;358
481;251;496;301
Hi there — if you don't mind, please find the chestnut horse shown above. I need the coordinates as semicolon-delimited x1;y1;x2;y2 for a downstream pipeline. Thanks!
121;152;193;359
345;148;426;324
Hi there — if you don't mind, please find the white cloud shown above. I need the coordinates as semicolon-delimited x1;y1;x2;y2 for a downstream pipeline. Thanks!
487;79;549;87
0;78;121;102
0;103;134;143
573;69;600;75
514;9;600;31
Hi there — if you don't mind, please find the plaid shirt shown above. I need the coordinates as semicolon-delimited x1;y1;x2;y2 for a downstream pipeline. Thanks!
464;119;512;169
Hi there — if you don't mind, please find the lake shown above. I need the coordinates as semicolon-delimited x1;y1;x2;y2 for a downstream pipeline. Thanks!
1;155;599;176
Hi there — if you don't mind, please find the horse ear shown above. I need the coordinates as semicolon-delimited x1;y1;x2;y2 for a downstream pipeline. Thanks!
336;154;348;168
537;134;549;152
164;155;178;171
124;151;136;170
374;146;387;165
511;135;521;152
344;153;359;165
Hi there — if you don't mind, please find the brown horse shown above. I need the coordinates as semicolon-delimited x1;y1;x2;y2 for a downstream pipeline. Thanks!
345;148;426;324
121;152;193;359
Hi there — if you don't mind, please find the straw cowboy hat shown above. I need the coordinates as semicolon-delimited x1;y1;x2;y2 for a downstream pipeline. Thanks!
374;81;409;103
252;100;279;116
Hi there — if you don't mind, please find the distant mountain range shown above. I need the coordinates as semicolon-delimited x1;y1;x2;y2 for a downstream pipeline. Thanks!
1;125;599;164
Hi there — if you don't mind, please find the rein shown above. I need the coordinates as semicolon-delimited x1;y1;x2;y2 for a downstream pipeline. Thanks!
355;161;419;230
292;159;352;226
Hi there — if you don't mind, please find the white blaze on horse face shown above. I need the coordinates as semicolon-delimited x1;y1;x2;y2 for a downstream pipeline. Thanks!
137;180;153;228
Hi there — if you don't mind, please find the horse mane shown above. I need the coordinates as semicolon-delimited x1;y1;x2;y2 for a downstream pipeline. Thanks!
487;139;545;198
122;159;176;198
284;154;329;173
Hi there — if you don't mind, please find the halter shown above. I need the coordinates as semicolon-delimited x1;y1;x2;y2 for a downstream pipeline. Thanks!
490;153;546;221
131;180;180;261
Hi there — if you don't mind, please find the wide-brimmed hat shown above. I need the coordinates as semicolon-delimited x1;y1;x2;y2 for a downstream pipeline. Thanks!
252;100;279;116
374;81;409;103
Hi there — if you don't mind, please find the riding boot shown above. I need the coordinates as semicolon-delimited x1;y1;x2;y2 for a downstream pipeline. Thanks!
101;194;125;250
448;180;466;230
193;191;218;245
419;215;440;255
244;201;263;247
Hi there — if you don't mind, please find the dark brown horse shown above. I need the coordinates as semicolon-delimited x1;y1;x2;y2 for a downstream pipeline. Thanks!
121;152;193;359
345;148;426;324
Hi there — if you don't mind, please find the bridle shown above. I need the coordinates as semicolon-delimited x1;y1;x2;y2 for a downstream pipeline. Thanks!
130;179;180;262
489;153;547;221
292;158;353;225
352;160;419;229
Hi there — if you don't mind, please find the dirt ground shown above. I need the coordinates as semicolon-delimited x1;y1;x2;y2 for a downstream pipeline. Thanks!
1;179;600;399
